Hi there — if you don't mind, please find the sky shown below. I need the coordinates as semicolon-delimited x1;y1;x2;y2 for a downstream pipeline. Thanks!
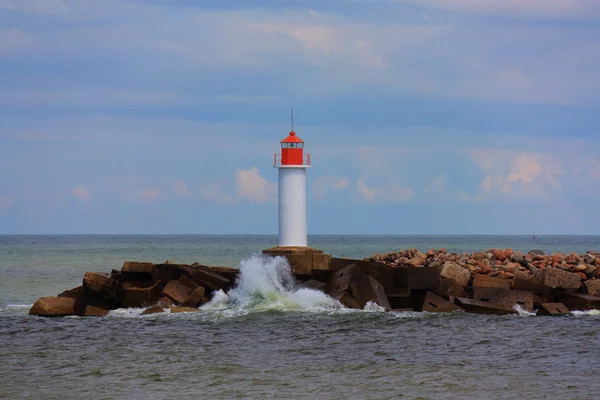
1;0;599;235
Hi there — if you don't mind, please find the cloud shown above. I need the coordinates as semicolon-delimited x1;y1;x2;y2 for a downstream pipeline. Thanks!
140;188;161;201
464;149;564;201
311;175;350;198
200;185;235;205
0;196;14;209
71;186;91;201
356;177;382;202
171;179;188;196
391;183;414;201
586;157;600;179
235;167;277;204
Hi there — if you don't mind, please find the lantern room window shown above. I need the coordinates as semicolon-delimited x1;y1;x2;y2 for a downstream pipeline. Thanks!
282;143;304;149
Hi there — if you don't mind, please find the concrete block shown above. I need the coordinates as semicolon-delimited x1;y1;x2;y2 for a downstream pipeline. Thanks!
178;275;199;291
473;274;511;289
386;288;413;310
393;266;441;290
142;306;166;315
540;268;582;291
312;254;332;270
119;280;163;308
121;261;155;280
513;277;554;306
537;303;571;316
326;264;364;309
454;297;519;315
182;286;206;308
162;280;193;304
350;275;392;310
82;272;120;299
356;260;394;290
473;287;534;312
554;293;600;311
436;277;468;300
421;291;463;313
283;254;313;276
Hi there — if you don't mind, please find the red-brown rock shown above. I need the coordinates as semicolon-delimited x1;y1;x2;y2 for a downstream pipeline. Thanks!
83;272;119;299
162;280;193;304
182;286;207;308
119;280;163;308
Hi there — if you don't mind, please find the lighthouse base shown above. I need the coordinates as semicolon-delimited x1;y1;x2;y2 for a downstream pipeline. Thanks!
262;246;331;277
262;246;324;256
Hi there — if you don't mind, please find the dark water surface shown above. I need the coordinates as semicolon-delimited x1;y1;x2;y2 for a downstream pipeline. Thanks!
1;235;600;399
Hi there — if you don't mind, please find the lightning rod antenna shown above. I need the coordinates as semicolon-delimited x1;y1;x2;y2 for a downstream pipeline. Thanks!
291;108;294;132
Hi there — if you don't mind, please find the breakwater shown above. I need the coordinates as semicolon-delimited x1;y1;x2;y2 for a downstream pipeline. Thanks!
28;246;600;317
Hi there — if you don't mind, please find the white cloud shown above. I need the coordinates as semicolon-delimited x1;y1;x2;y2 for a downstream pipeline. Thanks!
71;186;91;201
391;183;413;201
423;174;448;196
311;175;350;198
235;167;277;204
0;196;14;209
464;149;564;201
200;186;235;204
586;157;600;179
171;179;188;196
357;177;382;202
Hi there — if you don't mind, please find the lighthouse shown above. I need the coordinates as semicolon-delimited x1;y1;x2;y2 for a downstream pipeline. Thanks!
273;120;310;247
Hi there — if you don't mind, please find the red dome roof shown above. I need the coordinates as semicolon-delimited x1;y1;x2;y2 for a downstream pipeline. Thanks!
281;131;304;143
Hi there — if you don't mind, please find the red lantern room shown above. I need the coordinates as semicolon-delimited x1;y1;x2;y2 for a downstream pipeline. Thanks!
274;131;310;167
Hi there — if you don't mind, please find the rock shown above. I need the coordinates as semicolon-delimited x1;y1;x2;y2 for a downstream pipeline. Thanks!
539;268;582;291
29;296;109;317
472;287;534;312
472;274;511;289
584;253;596;265
478;263;492;274
406;256;425;267
386;288;412;310
187;269;231;291
82;272;119;299
564;255;577;265
537;303;570;316
428;260;442;269
119;280;163;308
529;250;544;256
512;253;524;264
554;293;600;311
585;279;600;296
178;275;199;291
576;272;587;280
121;261;155;280
350;275;392;311
327;264;363;309
170;306;199;313
436;278;467;300
156;296;174;308
572;264;588;272
440;262;471;288
182;286;207;308
393;266;441;290
162;280;193;304
142;306;166;315
420;291;463;313
454;297;518;315
29;297;77;317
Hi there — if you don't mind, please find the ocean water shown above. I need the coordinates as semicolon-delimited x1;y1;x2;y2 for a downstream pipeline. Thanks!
1;235;600;399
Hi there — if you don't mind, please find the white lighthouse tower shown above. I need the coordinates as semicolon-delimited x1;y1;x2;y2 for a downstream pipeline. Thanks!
273;117;310;247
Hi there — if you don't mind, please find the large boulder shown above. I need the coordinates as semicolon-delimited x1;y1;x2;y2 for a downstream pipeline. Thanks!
539;268;581;291
585;279;600;296
83;272;119;299
182;286;207;308
118;280;163;308
121;261;155;280
30;297;77;317
441;262;471;288
162;280;193;304
29;296;109;317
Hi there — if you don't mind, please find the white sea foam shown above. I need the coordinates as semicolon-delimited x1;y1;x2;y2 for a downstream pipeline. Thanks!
572;309;600;317
513;304;536;316
200;253;345;316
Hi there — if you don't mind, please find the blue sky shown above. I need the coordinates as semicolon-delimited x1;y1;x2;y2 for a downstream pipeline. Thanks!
1;0;599;234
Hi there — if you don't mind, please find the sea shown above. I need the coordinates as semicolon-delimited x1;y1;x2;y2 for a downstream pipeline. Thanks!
1;234;600;399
